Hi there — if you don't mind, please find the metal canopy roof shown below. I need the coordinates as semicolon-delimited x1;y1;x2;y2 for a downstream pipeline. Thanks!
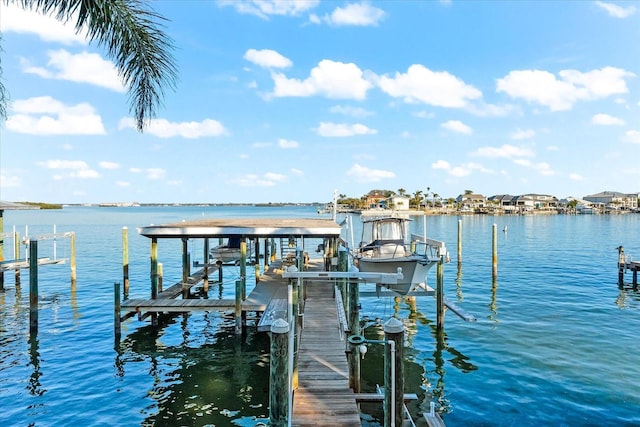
137;217;342;239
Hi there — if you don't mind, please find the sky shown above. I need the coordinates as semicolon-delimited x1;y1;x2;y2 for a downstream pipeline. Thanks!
1;0;639;205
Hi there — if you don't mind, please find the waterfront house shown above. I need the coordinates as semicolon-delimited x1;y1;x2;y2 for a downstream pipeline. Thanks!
456;193;486;212
386;195;410;211
584;191;639;211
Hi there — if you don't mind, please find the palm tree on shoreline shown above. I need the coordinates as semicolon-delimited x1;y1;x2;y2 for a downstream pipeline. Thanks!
0;0;177;132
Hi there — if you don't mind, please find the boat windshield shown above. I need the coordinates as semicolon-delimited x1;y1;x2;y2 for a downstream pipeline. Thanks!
362;219;404;243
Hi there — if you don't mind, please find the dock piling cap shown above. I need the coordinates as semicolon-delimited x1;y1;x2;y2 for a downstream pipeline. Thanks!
271;318;290;334
384;317;404;333
348;335;366;345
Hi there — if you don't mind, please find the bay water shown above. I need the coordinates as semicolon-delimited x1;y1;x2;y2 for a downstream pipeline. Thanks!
1;206;639;426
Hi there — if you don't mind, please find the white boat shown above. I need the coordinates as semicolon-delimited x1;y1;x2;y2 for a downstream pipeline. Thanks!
210;236;254;264
352;215;446;295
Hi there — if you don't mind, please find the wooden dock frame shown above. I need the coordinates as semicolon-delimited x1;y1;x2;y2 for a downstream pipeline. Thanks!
114;217;448;426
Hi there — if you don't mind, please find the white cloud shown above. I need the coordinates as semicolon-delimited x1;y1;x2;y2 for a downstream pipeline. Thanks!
118;118;228;138
313;2;386;26
271;60;373;99
21;50;125;92
290;168;304;175
496;67;635;111
278;138;299;148
37;160;99;179
99;161;120;169
244;49;292;68
315;122;377;137
441;120;472;134
513;159;555;176
431;160;451;170
7;96;106;135
430;160;492;177
0;173;22;188
116;181;130;187
624;130;640;144
376;64;482;108
510;128;536;140
595;1;636;18
229;172;287;187
591;113;625;125
0;3;88;45
219;0;320;19
346;163;395;183
330;105;374;117
472;144;535;159
569;173;584;181
146;168;166;180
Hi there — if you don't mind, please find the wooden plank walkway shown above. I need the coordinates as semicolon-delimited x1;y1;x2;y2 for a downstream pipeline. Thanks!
292;280;361;426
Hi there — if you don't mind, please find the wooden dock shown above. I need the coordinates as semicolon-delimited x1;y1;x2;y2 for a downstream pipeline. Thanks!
292;280;361;426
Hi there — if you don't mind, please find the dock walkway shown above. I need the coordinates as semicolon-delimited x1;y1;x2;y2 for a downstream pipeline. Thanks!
292;280;361;426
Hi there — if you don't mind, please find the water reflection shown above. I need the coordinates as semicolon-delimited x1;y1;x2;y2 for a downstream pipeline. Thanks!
115;313;270;426
616;289;640;309
359;296;477;424
489;276;498;324
27;335;45;397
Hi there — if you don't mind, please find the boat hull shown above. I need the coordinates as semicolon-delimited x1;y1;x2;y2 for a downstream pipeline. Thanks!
356;256;435;295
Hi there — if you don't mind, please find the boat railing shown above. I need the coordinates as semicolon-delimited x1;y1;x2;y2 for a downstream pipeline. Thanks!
410;234;447;260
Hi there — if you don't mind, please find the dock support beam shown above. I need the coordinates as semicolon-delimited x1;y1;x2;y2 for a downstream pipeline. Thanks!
235;279;243;334
618;246;625;289
348;278;361;392
114;282;121;340
457;219;462;265
436;256;445;330
269;318;290;427
122;227;129;299
384;317;404;427
29;238;38;336
492;223;498;279
70;232;76;284
150;238;158;299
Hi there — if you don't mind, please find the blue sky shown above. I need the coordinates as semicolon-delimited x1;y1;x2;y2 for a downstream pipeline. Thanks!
1;0;639;204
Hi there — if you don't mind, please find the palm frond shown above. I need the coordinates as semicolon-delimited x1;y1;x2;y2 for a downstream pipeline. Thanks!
5;0;178;132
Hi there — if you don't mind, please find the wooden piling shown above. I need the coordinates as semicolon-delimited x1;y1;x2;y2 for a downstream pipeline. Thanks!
457;219;462;264
436;257;445;330
348;278;361;392
618;246;625;289
492;223;498;278
240;239;247;300
150;238;158;299
235;279;243;334
70;231;76;284
14;229;20;284
269;318;290;427
384;317;404;427
122;227;129;298
114;282;121;338
182;238;189;298
29;238;38;335
158;263;163;293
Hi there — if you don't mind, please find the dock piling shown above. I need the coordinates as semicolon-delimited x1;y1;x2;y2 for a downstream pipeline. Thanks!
618;246;625;289
457;219;462;265
114;282;121;339
29;238;38;335
492;223;498;278
122;227;129;298
269;318;290;427
436;257;445;330
384;317;404;427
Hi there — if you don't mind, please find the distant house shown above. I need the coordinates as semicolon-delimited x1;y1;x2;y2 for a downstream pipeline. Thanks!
387;195;410;211
584;191;638;210
487;194;516;213
456;193;486;211
364;190;388;209
511;194;558;212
